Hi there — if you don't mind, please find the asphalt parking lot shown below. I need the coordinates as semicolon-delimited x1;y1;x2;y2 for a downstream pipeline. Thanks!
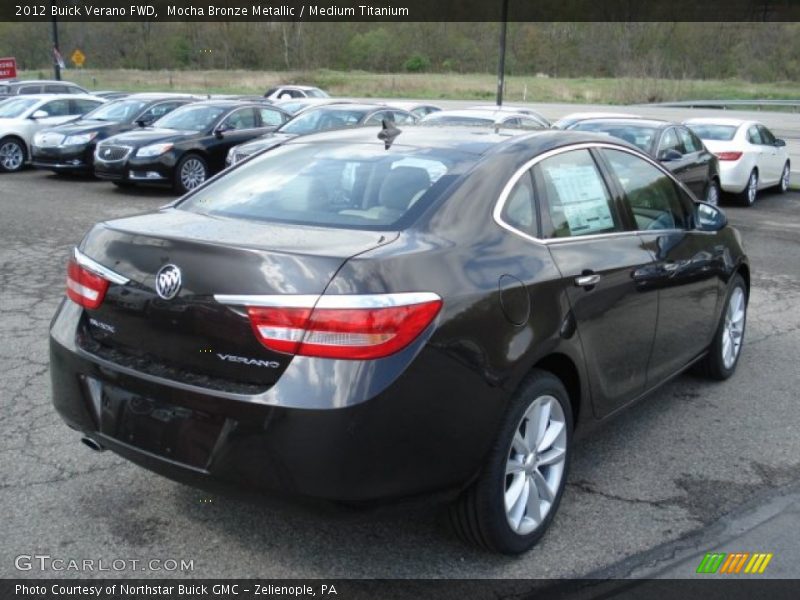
1;168;799;579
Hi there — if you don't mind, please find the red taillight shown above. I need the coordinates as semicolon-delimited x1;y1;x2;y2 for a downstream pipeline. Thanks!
66;258;110;309
715;151;743;161
246;296;442;359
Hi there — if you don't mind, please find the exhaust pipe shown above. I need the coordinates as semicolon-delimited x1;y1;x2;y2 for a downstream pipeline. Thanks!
81;436;105;452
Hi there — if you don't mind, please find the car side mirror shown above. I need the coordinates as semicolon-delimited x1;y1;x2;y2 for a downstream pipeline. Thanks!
135;119;148;128
774;138;786;147
31;110;49;119
695;202;727;232
659;149;683;161
213;125;228;138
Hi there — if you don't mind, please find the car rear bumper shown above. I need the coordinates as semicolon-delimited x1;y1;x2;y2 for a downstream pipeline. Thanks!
49;298;501;503
718;158;753;193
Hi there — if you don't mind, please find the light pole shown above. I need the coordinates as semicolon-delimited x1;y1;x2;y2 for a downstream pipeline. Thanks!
496;0;509;106
50;0;61;80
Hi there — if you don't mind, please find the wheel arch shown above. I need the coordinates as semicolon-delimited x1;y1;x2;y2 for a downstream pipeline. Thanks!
531;353;582;428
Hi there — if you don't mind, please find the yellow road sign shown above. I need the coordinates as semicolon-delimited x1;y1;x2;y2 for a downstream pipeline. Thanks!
71;49;85;68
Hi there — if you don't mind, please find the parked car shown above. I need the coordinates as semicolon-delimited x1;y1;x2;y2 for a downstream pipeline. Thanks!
566;118;721;204
31;94;197;175
264;85;329;101
0;79;90;97
471;105;551;127
51;127;749;554
553;112;642;130
0;94;104;173
420;109;546;130
226;103;416;166
384;101;442;120
684;118;790;206
93;100;290;193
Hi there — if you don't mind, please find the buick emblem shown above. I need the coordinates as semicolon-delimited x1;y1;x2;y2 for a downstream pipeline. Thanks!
155;264;182;300
103;148;111;157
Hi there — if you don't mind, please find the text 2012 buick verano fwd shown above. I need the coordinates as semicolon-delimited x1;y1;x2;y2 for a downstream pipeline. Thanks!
50;127;749;554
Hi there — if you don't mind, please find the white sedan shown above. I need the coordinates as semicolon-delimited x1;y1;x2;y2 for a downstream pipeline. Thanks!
0;94;104;173
684;118;790;206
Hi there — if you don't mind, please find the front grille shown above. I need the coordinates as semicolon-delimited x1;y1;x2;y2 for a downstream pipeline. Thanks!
95;145;132;162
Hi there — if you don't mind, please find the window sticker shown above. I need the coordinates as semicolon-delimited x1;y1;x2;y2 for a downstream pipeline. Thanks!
544;165;614;234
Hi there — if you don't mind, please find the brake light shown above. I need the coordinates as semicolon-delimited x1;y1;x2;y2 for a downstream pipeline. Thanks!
66;259;110;309
245;294;443;359
715;151;742;161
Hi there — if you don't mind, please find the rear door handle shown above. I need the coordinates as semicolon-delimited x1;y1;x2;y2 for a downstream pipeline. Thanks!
574;274;601;288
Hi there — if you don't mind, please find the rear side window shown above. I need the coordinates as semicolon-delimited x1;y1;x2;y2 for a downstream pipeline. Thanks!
500;171;538;237
603;149;688;231
746;126;763;145
536;149;619;239
179;143;471;230
18;85;42;94
39;99;71;117
71;99;101;114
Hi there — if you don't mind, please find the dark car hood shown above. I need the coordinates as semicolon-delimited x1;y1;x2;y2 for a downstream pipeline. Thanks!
237;132;297;155
103;127;199;147
41;119;128;136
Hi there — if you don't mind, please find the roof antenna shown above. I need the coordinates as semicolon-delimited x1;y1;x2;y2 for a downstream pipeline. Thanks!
378;119;401;150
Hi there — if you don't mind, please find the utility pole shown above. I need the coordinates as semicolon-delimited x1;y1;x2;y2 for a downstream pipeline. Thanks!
496;0;509;106
51;0;61;80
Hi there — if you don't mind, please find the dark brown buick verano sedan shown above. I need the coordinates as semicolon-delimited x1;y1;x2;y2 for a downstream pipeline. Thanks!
50;127;749;554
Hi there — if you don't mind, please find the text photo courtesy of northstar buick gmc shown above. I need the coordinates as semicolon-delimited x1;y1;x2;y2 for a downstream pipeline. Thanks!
50;127;749;555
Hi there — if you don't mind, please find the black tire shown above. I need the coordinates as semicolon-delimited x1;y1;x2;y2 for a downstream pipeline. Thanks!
448;369;573;554
704;178;721;206
738;169;758;206
0;136;27;173
778;162;790;193
173;153;208;195
695;274;747;381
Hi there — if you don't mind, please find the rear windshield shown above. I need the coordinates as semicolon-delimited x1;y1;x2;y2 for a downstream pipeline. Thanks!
178;143;473;230
570;122;658;153
685;124;737;141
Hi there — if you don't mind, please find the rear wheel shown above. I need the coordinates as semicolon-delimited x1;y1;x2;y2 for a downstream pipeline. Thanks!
174;154;208;195
0;137;26;173
778;162;790;193
738;169;758;206
448;370;572;554
696;274;747;380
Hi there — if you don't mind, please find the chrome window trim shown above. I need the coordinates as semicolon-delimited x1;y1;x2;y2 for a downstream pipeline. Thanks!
493;142;697;245
73;248;130;285
215;292;441;309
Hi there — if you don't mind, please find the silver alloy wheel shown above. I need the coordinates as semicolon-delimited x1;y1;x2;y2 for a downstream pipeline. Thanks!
0;141;24;171
706;180;720;206
180;157;206;191
504;394;567;535
722;286;746;370
746;171;758;205
781;164;790;192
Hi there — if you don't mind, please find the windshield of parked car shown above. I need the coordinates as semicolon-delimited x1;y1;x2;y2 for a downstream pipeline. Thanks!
179;143;472;230
685;124;738;141
82;99;149;122
0;97;39;118
152;105;226;132
569;122;659;153
280;107;370;135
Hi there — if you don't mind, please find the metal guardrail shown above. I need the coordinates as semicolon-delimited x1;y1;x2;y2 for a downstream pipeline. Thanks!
645;99;800;111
